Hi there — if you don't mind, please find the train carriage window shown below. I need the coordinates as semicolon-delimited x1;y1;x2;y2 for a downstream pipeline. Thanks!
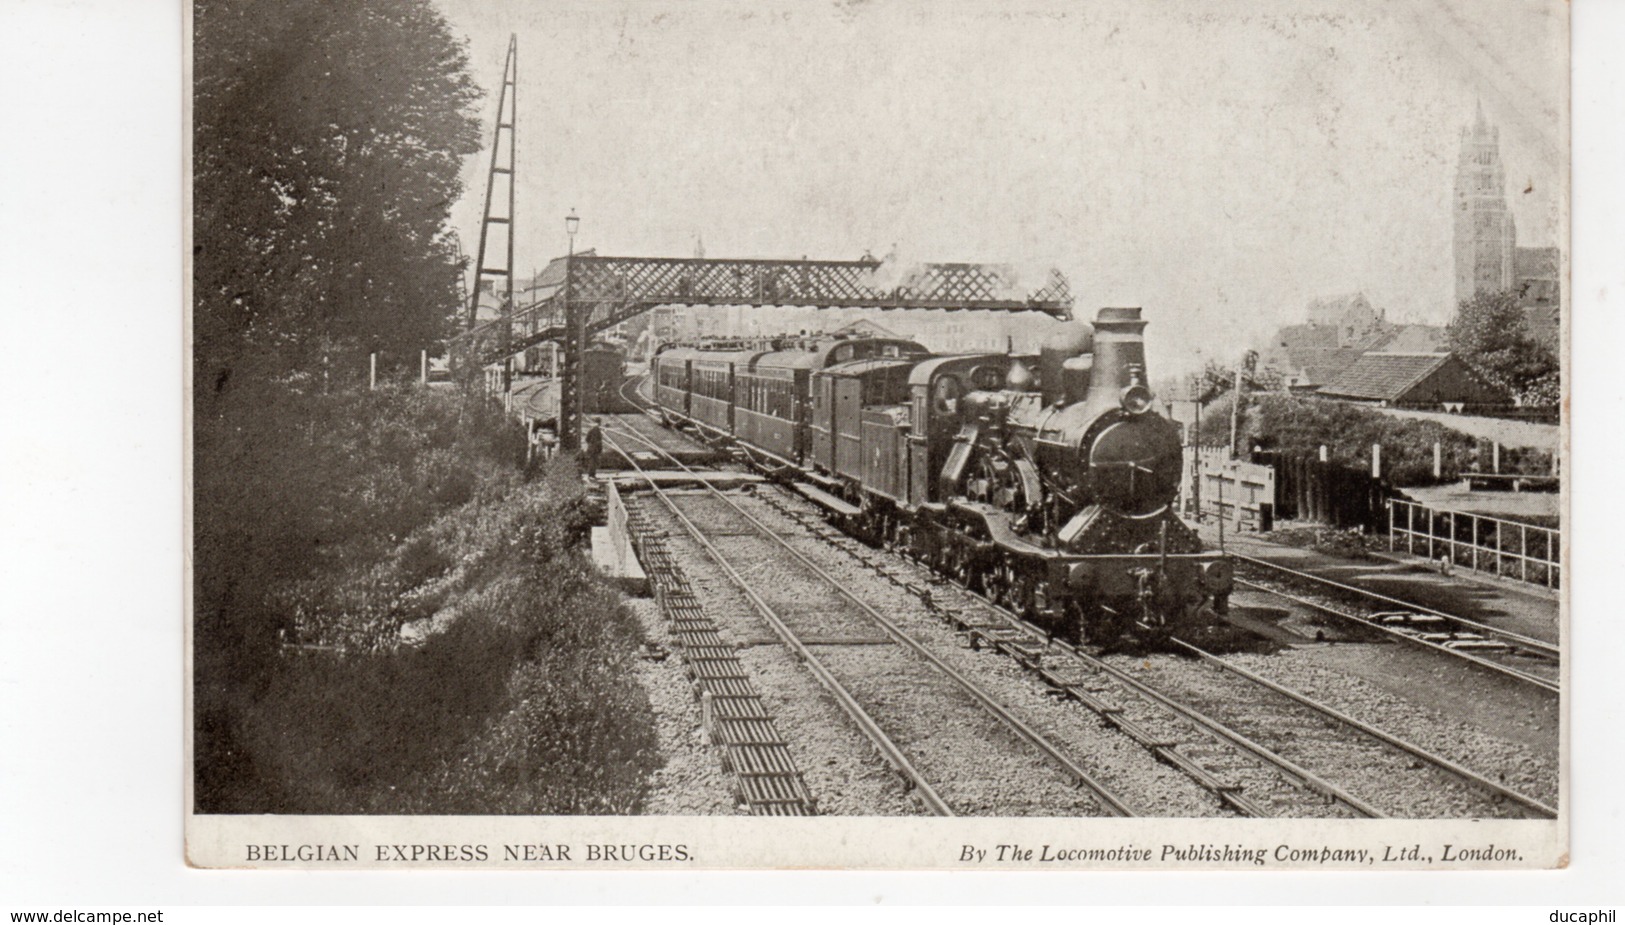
933;375;962;413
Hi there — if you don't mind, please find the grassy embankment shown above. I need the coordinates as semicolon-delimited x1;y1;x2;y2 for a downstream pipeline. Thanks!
194;384;658;814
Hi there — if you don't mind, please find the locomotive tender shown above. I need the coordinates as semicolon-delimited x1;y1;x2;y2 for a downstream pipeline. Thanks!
651;307;1232;645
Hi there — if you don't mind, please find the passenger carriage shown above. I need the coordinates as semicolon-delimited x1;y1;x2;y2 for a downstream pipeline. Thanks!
645;311;1231;645
651;346;698;421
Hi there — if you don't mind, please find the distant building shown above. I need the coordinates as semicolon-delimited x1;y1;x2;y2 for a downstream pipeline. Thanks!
1454;102;1517;304
1267;324;1363;389
1316;352;1508;408
1374;324;1446;354
1514;245;1562;347
1305;292;1387;347
1452;102;1563;346
473;278;505;324
1261;292;1438;389
830;318;907;341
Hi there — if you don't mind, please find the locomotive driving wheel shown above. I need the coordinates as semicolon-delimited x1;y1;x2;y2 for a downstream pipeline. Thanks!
940;535;984;591
881;516;904;553
983;560;1012;608
1019;572;1053;622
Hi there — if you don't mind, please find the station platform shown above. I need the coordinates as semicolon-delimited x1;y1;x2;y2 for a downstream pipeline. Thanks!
1195;523;1560;646
1404;482;1561;524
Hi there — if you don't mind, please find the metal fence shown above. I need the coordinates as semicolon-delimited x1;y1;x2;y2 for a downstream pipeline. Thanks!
1388;498;1560;589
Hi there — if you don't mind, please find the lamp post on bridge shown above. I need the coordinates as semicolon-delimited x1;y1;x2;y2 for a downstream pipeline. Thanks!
561;208;581;449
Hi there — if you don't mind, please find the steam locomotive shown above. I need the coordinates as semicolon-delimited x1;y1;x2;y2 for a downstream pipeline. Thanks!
651;307;1232;645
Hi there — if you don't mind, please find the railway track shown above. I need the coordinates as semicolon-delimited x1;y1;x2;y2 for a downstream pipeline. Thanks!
1230;555;1560;695
619;501;819;815
604;410;1342;816
602;421;1142;817
752;486;1557;820
1159;635;1556;816
608;375;1555;818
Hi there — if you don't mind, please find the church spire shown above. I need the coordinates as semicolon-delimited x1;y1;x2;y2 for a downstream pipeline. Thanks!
1454;101;1515;305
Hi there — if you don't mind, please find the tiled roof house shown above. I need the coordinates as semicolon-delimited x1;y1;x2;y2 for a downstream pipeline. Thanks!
1316;352;1508;407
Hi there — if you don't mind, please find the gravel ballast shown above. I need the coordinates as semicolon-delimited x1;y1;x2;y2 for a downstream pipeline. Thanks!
625;596;741;815
637;491;1207;816
743;486;1549;819
628;481;1554;820
727;491;1237;817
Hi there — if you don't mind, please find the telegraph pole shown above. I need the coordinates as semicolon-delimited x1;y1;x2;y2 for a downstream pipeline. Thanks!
560;210;581;449
1229;363;1243;459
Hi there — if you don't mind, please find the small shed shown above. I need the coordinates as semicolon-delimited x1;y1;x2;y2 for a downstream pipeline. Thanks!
1316;352;1508;408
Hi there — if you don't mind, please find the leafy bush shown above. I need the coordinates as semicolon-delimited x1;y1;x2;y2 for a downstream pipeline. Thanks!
394;533;454;590
203;435;657;815
1195;392;1552;487
193;383;647;811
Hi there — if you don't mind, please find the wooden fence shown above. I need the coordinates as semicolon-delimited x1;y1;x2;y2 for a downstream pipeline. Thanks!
1388;498;1560;589
1252;450;1397;533
1181;447;1275;530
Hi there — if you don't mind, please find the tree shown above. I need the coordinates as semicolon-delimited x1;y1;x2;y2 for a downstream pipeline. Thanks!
193;0;482;408
1191;350;1283;403
191;0;484;810
1445;288;1559;405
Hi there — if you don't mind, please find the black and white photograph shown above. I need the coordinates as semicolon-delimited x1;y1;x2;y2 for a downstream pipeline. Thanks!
184;0;1569;869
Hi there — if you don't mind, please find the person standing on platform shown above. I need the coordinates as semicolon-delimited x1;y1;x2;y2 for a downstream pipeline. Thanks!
585;422;603;477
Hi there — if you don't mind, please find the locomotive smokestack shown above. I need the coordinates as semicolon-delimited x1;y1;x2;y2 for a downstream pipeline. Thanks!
1039;321;1094;405
1089;307;1149;395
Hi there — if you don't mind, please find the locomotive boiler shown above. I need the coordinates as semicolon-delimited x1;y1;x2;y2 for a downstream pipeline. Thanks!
649;307;1231;646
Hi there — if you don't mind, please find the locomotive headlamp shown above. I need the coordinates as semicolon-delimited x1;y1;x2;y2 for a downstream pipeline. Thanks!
1120;384;1153;414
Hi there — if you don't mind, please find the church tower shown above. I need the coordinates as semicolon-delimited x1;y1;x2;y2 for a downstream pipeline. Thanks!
1453;101;1517;305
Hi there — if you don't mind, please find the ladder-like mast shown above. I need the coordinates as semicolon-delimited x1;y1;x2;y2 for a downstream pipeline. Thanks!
466;34;519;390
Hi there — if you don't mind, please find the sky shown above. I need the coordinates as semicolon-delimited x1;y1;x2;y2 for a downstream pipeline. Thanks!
433;0;1566;377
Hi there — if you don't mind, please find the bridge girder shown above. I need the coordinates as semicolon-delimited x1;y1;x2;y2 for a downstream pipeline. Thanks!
456;255;1073;365
451;255;1074;444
